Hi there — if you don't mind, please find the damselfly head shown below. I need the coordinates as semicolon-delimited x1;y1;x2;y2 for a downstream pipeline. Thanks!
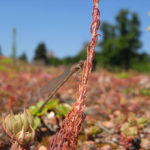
71;60;85;72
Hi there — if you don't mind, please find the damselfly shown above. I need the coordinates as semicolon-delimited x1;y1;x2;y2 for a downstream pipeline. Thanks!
39;60;84;112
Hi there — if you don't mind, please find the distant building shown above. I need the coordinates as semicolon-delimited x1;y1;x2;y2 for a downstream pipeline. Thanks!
46;50;53;58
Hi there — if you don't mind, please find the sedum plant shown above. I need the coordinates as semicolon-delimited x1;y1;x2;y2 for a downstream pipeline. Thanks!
118;113;149;149
29;99;71;130
3;109;35;148
121;122;138;137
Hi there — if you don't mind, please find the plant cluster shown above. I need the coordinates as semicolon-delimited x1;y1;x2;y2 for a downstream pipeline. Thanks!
114;113;149;149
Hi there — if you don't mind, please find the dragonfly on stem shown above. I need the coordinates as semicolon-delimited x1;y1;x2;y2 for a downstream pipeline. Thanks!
38;60;85;112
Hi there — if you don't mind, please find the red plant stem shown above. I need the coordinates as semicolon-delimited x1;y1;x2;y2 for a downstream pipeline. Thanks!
10;142;28;150
77;0;100;106
49;0;100;150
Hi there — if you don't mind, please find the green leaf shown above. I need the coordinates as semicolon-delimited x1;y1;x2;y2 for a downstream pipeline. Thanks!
46;99;59;110
37;106;47;116
56;104;71;118
37;101;44;108
33;117;41;130
29;105;38;116
29;101;47;116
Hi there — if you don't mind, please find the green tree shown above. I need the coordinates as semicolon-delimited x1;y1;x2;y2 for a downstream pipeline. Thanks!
63;56;75;65
33;43;47;64
19;53;28;62
99;22;116;49
116;10;141;69
48;57;62;66
98;22;118;67
99;9;141;70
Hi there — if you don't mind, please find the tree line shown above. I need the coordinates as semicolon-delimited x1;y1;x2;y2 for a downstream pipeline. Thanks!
19;9;150;71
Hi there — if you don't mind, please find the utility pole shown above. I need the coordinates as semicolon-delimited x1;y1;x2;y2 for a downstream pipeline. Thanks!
12;28;17;62
148;12;150;31
148;12;150;59
0;45;2;56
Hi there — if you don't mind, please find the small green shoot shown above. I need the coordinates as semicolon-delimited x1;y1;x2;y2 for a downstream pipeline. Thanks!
29;99;71;129
56;103;72;118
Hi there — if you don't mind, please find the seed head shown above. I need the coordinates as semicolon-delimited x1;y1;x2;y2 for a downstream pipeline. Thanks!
3;109;35;146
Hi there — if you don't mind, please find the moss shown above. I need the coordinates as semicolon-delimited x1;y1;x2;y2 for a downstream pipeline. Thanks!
115;72;130;79
139;89;150;96
137;117;149;129
0;65;8;72
88;126;101;136
121;123;138;137
0;57;12;64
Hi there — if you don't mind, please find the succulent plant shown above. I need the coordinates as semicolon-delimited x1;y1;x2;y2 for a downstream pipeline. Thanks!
3;109;35;147
87;126;102;136
128;113;137;126
121;123;138;137
115;113;126;125
137;116;149;129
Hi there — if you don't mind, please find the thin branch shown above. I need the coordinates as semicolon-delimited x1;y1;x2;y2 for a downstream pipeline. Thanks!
49;0;100;149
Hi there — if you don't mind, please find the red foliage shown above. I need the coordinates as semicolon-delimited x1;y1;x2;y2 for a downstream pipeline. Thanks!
49;0;100;149
120;133;133;149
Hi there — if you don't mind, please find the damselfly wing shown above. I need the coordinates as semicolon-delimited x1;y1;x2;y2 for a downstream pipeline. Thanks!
39;61;84;112
40;67;71;96
40;61;84;97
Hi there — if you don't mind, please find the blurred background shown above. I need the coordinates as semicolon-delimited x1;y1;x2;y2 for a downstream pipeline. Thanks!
1;1;150;149
0;0;150;72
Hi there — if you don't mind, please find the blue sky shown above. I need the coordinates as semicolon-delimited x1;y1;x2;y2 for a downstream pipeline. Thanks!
0;0;150;61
